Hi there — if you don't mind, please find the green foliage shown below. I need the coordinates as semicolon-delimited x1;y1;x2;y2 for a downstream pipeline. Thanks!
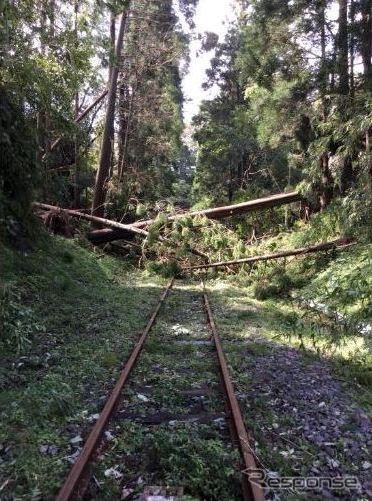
0;88;39;242
145;259;181;278
0;284;45;354
340;187;372;241
192;0;371;240
302;244;372;322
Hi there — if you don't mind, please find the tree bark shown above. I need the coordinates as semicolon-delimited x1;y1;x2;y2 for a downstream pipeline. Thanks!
319;0;328;119
349;0;355;97
118;86;135;180
37;2;48;196
92;7;129;221
88;228;134;244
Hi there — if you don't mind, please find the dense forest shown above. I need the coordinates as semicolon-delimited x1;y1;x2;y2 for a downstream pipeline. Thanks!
0;0;371;499
1;0;197;241
1;0;371;243
193;0;371;216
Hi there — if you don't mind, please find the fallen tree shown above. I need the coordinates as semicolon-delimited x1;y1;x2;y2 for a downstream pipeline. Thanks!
87;191;303;243
131;191;302;228
34;203;148;238
185;238;355;271
35;203;209;261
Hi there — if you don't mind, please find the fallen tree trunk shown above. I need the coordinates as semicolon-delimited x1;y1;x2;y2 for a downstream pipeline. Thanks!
185;238;354;271
87;228;134;244
88;191;303;243
130;191;302;229
36;203;210;266
34;203;148;237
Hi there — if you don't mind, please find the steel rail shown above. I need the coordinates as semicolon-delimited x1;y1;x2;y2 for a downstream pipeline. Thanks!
56;278;174;501
202;284;265;501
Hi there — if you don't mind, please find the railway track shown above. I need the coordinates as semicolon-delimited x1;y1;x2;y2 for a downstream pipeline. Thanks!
56;280;264;501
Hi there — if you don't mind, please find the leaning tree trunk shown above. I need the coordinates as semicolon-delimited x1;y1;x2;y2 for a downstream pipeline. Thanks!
186;238;354;271
91;6;130;221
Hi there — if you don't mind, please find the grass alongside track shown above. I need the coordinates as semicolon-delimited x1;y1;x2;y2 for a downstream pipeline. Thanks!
0;235;167;497
0;234;370;499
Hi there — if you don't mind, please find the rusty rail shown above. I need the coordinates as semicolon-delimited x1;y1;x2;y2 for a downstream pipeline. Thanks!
203;284;265;501
56;278;174;501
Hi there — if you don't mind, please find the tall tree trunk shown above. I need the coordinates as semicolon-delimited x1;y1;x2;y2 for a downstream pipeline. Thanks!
319;0;328;118
338;0;354;192
117;79;127;179
360;0;371;189
108;11;116;178
228;164;233;203
349;0;355;97
92;7;129;220
338;0;349;95
37;2;48;198
74;0;80;208
316;1;334;209
361;0;372;91
367;128;372;192
330;34;338;92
